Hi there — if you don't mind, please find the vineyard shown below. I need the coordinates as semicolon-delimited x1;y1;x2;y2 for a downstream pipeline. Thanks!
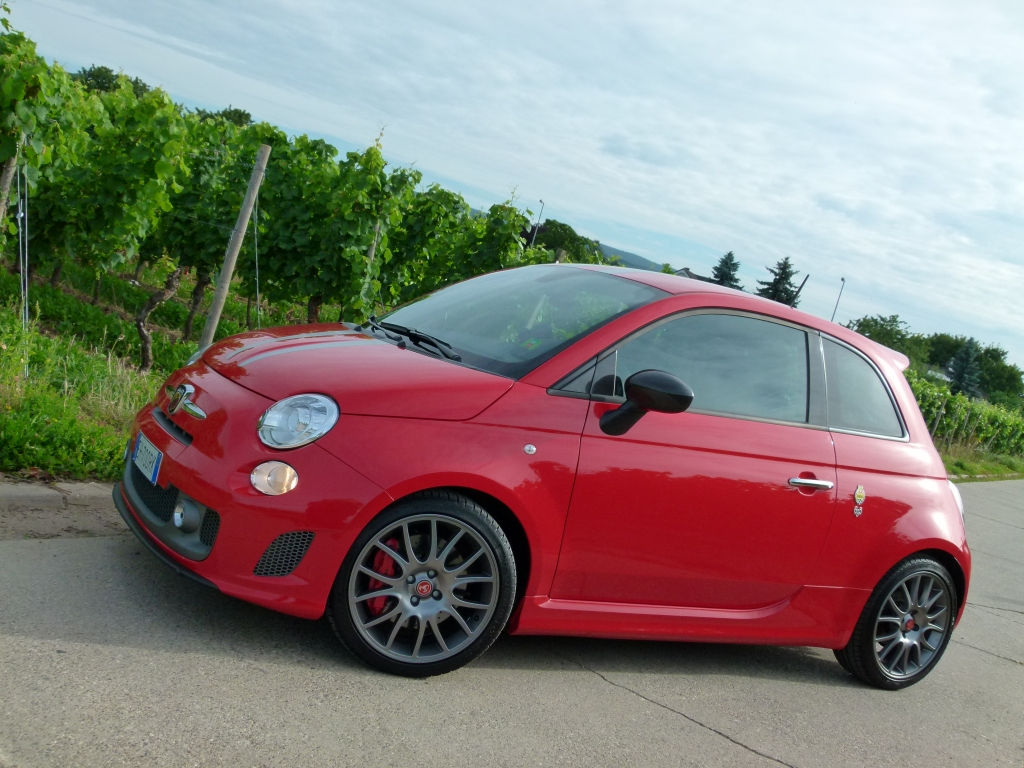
2;19;1024;480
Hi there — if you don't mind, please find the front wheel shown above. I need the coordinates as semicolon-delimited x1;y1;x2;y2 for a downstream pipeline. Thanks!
328;491;517;677
835;557;957;690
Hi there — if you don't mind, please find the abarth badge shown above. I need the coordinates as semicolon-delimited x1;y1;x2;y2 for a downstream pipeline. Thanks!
166;383;207;420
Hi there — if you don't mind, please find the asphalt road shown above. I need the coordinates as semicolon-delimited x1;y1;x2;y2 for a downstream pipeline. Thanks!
0;481;1021;767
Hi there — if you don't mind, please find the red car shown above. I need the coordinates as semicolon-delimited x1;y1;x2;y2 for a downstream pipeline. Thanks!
115;264;970;688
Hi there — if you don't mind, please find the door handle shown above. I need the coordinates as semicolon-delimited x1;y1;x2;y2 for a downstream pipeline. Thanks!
788;477;835;491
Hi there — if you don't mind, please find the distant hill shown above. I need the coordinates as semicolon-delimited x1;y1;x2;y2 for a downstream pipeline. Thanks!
599;244;664;272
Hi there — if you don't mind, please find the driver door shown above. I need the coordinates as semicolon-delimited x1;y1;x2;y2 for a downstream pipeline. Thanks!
551;312;838;610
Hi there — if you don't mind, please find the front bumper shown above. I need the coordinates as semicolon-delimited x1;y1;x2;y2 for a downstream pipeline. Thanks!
116;365;389;620
114;479;217;591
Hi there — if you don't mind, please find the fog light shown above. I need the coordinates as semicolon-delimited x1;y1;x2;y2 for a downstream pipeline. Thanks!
251;461;299;496
172;499;202;533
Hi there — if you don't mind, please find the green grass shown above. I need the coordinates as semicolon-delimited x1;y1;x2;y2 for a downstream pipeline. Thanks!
0;305;158;480
943;444;1024;481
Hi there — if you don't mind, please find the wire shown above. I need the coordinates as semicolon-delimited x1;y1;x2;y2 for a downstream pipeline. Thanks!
15;139;29;332
252;186;261;329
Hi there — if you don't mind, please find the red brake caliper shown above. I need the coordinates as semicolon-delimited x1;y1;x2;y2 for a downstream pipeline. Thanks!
366;538;400;616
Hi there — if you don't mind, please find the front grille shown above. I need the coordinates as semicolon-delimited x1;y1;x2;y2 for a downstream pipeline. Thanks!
253;531;315;577
129;462;177;522
153;407;193;445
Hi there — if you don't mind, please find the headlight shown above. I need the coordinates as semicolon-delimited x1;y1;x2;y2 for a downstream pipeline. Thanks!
258;394;339;449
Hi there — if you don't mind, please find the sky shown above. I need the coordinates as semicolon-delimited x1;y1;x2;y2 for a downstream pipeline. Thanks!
9;0;1024;369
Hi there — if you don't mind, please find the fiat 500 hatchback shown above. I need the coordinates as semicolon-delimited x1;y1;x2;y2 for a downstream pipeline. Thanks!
115;264;970;688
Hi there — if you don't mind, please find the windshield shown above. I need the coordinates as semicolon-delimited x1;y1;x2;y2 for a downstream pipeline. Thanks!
382;265;667;378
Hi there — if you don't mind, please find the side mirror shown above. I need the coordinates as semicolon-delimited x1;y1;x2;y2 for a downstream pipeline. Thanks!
599;369;693;436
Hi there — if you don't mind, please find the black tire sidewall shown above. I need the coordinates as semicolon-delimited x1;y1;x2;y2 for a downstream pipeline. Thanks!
842;556;957;690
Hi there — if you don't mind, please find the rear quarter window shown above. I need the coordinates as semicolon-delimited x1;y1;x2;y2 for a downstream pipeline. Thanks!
823;338;904;438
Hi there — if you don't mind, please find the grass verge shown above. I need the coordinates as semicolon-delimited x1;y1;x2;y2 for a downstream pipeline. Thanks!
0;304;158;480
943;444;1024;481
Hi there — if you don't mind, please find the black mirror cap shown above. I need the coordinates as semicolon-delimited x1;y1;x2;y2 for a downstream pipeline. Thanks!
599;370;694;436
624;369;694;414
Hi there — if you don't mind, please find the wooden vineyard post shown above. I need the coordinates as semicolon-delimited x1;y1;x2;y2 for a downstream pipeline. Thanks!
198;143;272;351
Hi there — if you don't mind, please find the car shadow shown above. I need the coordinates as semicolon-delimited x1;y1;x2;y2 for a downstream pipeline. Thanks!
478;634;858;687
5;535;859;688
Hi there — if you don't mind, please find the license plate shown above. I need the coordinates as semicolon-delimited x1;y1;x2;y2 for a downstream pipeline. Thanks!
132;432;163;486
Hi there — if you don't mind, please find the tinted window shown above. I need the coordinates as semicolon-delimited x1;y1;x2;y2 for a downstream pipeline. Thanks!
614;313;809;423
823;339;904;437
383;266;666;378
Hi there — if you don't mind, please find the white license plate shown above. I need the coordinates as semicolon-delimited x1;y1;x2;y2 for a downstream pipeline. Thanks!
132;432;163;486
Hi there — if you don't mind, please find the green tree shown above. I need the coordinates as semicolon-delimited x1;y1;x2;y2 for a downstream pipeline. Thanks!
332;142;420;317
847;314;930;366
241;127;340;322
976;344;1023;409
0;31;92;235
531;219;603;264
196;105;252;127
948;338;982;398
72;64;150;98
460;202;541;279
386;184;476;304
924;334;1022;409
252;136;421;322
755;257;801;307
711;251;743;290
29;79;190;284
926;333;966;369
137;112;257;360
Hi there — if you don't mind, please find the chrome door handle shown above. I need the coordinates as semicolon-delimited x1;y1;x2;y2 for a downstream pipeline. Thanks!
788;478;835;491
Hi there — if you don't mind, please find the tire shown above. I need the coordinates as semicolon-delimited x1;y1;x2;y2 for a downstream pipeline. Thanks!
835;556;957;690
328;491;517;677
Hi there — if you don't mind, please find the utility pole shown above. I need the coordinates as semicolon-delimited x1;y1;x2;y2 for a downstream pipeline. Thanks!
529;199;545;247
790;273;809;307
198;143;272;351
830;277;846;322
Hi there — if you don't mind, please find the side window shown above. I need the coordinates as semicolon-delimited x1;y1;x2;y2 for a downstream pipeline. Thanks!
823;339;904;437
614;313;809;423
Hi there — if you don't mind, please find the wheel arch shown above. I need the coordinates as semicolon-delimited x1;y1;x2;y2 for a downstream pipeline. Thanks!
863;546;969;625
917;547;968;619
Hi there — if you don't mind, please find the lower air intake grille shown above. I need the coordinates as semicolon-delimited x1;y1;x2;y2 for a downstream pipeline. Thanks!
253;531;315;577
199;510;221;547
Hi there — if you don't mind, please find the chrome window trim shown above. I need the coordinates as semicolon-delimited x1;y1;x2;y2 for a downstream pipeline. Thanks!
553;308;826;428
820;334;909;440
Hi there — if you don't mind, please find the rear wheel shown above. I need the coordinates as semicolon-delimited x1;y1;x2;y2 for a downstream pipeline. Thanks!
835;557;956;690
328;491;516;676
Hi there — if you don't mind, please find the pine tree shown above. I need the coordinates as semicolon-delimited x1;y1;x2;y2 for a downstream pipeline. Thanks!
948;338;983;398
711;251;743;290
756;257;801;307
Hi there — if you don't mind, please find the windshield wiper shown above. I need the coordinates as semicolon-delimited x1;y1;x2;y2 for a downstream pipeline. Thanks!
377;319;462;361
357;316;404;343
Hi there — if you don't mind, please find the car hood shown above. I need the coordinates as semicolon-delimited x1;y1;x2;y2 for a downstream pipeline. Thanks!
203;324;513;420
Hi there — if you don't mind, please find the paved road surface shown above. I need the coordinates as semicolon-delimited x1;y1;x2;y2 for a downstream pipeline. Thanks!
0;480;1021;767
